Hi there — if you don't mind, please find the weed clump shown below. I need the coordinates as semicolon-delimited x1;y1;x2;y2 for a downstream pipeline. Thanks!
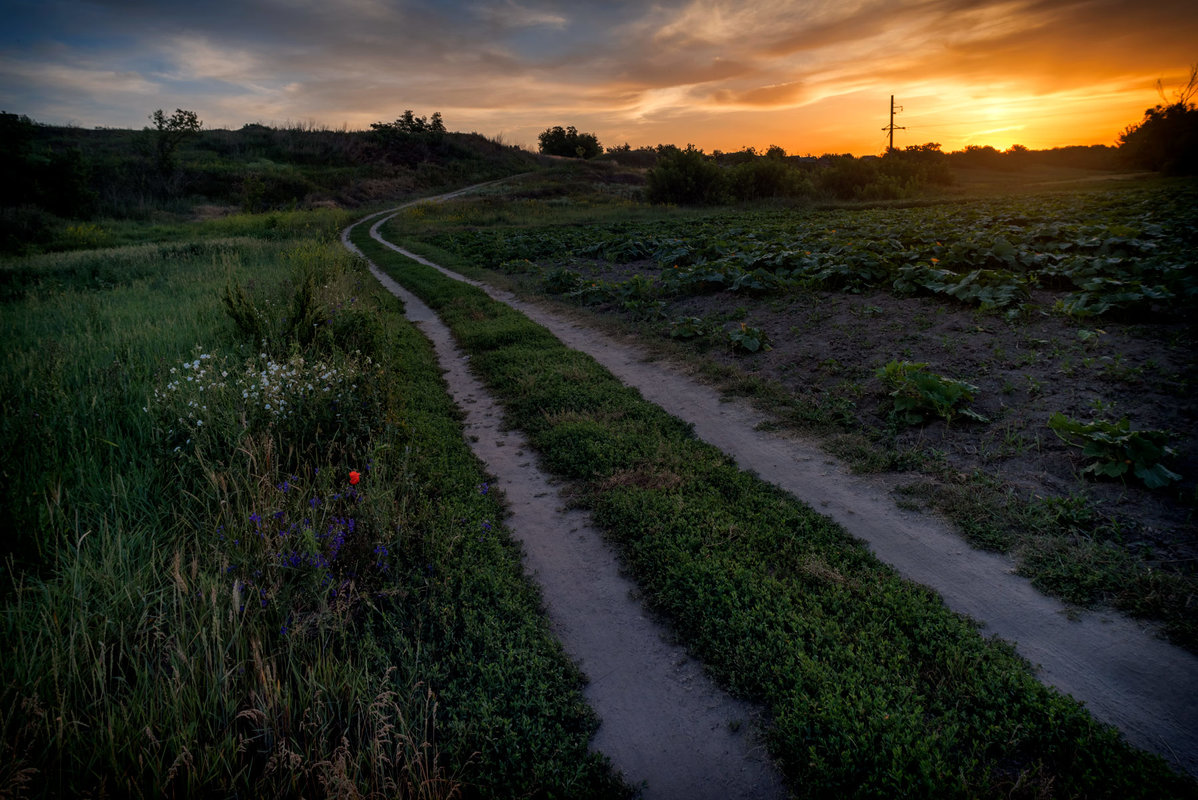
1049;412;1182;488
878;359;989;425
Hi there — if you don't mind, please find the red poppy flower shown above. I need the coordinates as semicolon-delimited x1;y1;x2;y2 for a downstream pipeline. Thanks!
349;471;361;485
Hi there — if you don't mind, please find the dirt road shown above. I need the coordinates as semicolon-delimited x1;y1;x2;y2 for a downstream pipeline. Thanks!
344;209;787;799
346;190;1198;780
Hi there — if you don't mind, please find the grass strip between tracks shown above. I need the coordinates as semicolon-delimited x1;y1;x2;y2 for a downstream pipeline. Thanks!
354;221;1197;799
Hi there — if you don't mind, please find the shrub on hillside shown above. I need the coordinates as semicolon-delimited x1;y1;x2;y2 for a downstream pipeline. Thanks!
538;125;602;159
370;111;450;167
0;206;56;255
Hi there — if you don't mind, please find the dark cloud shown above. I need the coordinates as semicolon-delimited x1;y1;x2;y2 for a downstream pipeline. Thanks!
0;0;1194;152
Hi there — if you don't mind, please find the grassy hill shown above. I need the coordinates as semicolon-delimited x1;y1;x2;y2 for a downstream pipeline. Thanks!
0;112;542;253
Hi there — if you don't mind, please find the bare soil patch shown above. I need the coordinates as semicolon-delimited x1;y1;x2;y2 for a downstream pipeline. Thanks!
671;287;1195;548
536;254;1198;632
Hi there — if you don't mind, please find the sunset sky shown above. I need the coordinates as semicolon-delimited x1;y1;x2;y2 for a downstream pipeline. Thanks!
2;0;1196;156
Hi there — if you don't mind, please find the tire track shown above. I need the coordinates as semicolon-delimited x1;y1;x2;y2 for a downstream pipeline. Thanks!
353;191;1198;778
343;205;787;800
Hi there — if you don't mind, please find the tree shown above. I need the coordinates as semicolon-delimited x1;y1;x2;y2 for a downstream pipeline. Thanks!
368;111;446;142
1119;64;1198;175
537;125;602;158
368;111;448;166
903;142;943;157
148;108;202;174
0;112;36;207
371;110;446;136
0;112;96;217
959;144;1001;163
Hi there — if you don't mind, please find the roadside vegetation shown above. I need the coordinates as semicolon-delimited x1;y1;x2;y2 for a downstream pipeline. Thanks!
0;208;629;796
354;218;1196;797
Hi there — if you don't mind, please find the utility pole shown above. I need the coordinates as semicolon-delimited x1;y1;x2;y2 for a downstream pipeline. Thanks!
883;95;905;152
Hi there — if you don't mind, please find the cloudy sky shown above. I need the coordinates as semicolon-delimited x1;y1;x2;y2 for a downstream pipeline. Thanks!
2;0;1196;155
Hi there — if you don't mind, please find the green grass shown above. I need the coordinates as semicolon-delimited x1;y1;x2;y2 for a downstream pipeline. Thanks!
354;218;1197;798
377;172;1198;652
0;213;628;798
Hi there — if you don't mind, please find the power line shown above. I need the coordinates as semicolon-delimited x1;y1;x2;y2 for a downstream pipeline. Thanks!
882;94;906;152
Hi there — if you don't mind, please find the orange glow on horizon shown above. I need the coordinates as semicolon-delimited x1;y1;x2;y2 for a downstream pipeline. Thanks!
591;77;1171;158
5;1;1194;161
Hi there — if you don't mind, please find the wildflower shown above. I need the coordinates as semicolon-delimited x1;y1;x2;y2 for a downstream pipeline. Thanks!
349;470;361;485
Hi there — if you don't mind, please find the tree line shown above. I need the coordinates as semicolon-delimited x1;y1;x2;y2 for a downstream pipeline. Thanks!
3;70;1193;233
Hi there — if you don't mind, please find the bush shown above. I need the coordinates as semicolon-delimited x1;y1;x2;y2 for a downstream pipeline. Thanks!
646;146;727;205
881;144;954;186
369;111;449;167
0;113;97;218
814;157;881;200
729;158;812;201
0;205;56;255
238;167;317;212
538;125;602;159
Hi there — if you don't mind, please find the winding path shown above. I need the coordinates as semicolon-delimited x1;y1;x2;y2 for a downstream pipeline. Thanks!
345;187;1198;781
343;205;787;799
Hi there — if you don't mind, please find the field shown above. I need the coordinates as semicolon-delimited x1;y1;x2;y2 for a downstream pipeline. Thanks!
383;166;1198;649
2;154;1197;797
350;171;1198;797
